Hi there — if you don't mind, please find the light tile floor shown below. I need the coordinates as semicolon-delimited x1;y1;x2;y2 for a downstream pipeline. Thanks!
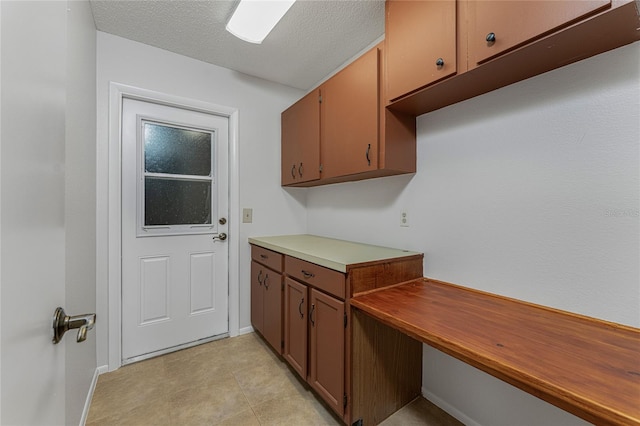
87;333;462;425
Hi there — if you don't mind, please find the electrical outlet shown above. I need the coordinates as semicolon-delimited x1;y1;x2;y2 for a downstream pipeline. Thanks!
242;208;253;223
400;210;409;227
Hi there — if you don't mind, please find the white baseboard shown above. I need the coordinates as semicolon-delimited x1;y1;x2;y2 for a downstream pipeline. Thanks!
422;386;481;426
80;366;108;425
238;325;254;335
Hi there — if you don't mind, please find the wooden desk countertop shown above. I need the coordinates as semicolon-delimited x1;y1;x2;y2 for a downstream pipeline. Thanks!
350;278;640;425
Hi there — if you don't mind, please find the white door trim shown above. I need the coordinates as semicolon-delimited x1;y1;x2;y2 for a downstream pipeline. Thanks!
107;82;240;371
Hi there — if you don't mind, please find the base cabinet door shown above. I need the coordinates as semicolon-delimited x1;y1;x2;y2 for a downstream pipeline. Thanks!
309;288;345;417
284;277;308;379
251;259;282;354
262;269;283;353
250;261;264;335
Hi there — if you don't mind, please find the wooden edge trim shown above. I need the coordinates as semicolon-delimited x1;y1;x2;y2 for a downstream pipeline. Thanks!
344;254;424;273
351;278;422;298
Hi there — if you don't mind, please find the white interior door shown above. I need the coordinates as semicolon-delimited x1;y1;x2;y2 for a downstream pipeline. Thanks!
121;98;229;362
1;1;68;424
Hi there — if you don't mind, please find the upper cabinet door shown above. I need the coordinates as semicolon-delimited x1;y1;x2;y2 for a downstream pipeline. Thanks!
320;48;379;180
281;89;320;185
385;0;457;102
469;0;611;65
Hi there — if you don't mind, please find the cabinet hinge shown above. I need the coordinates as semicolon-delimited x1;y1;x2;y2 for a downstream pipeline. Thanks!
344;312;347;328
319;164;323;173
343;393;348;409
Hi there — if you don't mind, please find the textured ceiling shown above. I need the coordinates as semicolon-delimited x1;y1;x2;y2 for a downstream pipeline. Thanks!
90;0;385;91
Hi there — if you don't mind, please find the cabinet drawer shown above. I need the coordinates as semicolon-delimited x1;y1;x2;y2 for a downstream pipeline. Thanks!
251;245;283;272
285;256;345;300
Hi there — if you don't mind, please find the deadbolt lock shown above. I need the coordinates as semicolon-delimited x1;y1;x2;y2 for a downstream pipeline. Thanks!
219;217;227;225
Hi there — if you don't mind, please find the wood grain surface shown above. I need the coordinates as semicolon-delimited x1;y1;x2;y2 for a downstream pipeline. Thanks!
350;278;640;425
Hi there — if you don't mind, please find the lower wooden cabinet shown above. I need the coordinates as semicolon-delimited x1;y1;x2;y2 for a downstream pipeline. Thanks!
284;279;346;416
250;261;265;337
309;288;345;417
251;238;424;424
284;277;308;378
251;247;284;354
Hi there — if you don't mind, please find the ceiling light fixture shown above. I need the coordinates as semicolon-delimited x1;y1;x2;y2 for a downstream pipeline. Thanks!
226;0;296;44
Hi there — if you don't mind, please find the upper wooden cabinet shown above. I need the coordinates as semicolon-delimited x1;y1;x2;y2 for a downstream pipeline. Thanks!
282;43;416;187
385;0;457;102
320;48;379;179
469;0;611;65
281;89;320;186
387;0;640;116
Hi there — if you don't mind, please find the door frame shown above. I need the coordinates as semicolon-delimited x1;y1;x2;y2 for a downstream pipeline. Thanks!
106;83;240;371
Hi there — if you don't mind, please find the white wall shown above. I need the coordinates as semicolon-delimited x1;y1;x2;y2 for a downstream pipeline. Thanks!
306;42;639;425
96;32;306;367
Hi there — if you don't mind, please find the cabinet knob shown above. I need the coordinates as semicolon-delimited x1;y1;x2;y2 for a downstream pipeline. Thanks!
291;164;296;179
298;162;304;177
486;32;496;44
436;58;444;68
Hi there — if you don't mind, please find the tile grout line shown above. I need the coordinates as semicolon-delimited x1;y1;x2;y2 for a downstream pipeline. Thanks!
231;369;264;425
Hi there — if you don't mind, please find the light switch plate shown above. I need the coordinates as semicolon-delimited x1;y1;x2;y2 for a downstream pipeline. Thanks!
242;208;253;223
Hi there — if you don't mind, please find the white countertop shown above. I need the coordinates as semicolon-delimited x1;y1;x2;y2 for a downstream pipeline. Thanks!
248;234;422;273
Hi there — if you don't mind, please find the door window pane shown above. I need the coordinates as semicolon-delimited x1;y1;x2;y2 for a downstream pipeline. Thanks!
144;122;212;176
144;178;212;226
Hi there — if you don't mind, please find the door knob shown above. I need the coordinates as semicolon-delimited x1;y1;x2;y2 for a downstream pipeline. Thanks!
52;307;96;344
213;232;227;241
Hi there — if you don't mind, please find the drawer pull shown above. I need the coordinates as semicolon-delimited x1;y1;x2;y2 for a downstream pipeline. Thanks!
301;270;315;279
257;270;264;285
298;298;304;318
260;254;268;259
264;274;270;289
310;303;315;326
291;164;296;179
